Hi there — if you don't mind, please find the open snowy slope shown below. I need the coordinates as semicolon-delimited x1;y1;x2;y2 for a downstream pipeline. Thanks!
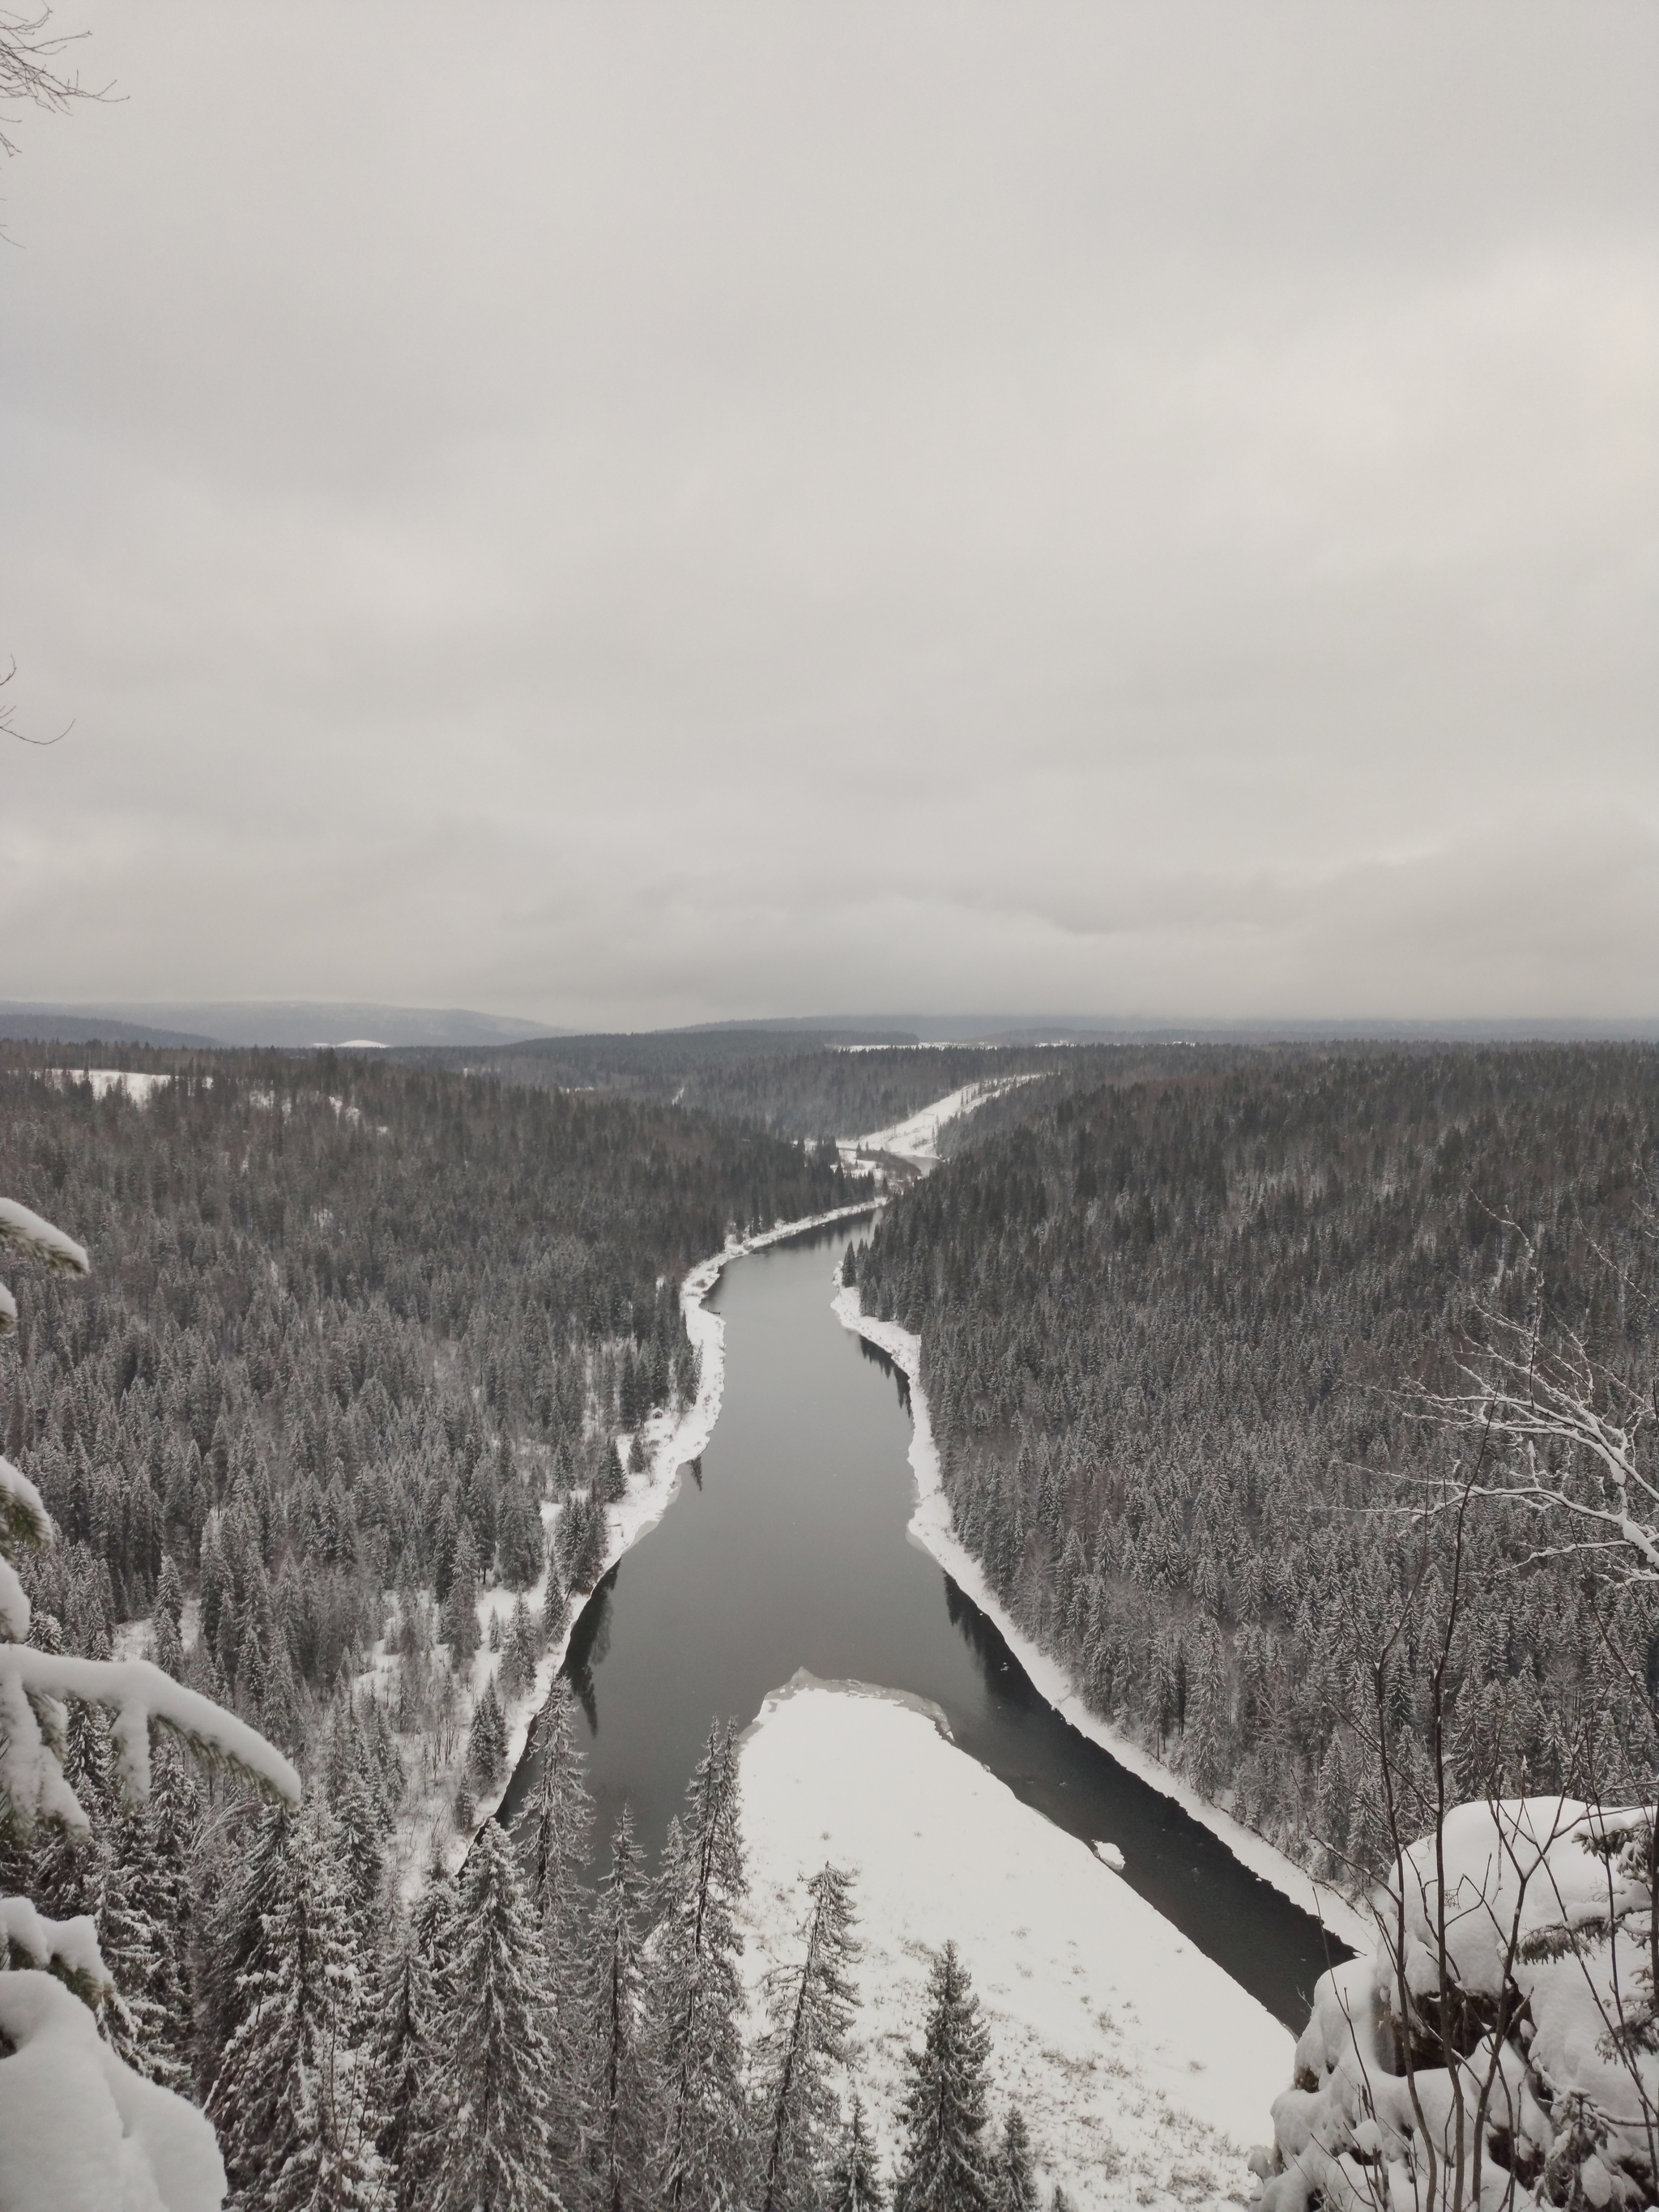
740;1676;1290;2210
841;1076;1039;1169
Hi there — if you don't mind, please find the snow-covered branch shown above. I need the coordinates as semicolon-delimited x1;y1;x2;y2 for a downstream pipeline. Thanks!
0;1645;300;1835
0;1194;89;1340
0;1195;91;1276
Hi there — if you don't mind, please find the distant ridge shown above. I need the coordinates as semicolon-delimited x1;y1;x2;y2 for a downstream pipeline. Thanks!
696;1013;1659;1046
0;1001;561;1050
0;1006;221;1049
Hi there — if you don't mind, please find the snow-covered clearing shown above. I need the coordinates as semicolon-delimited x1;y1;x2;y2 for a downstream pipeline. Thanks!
41;1068;172;1104
840;1076;1040;1170
740;1675;1290;2211
832;1281;1375;1958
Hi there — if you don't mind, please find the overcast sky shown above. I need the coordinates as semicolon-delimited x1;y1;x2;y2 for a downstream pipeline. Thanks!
2;3;1655;1029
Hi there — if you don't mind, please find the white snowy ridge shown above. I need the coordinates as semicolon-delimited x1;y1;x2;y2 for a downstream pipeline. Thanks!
0;1969;228;2212
831;1278;1375;1955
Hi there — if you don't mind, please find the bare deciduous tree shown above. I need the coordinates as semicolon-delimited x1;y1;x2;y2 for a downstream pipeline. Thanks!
0;5;100;156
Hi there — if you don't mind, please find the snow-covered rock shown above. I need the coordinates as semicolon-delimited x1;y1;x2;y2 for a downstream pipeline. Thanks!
1255;1798;1659;2212
740;1673;1293;2210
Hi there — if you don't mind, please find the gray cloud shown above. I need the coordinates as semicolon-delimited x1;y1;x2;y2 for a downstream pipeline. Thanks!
2;2;1655;1025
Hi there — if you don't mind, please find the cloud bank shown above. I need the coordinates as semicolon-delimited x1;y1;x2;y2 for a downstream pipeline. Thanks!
3;2;1655;1025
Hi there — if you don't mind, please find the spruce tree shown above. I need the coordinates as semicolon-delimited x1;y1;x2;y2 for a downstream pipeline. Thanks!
198;1796;295;2082
444;1519;482;1664
590;1807;651;2212
435;1815;561;2212
520;1678;595;2184
755;1863;861;2212
649;1721;749;2212
208;1809;381;2210
992;2108;1038;2212
828;2094;887;2212
365;1906;446;2212
497;1475;545;1591
893;1942;996;2212
331;1760;390;1982
467;1673;509;1796
116;1736;199;2086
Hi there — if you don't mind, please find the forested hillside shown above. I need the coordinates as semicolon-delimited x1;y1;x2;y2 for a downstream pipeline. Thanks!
853;1046;1659;1886
0;1044;845;1722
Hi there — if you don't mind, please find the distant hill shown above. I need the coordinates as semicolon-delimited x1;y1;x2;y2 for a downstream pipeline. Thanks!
0;1006;222;1049
0;1001;560;1050
715;1012;1659;1045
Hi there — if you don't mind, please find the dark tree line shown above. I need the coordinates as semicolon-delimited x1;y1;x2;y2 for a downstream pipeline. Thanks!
853;1045;1659;1884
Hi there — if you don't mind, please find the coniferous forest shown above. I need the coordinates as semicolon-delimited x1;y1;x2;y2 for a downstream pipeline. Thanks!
0;1042;1038;2210
853;1045;1659;1884
7;1034;1659;2208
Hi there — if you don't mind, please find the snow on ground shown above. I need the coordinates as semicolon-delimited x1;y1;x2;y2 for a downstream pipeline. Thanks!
41;1069;172;1104
840;1076;1041;1171
739;1675;1290;2211
832;1281;1375;1958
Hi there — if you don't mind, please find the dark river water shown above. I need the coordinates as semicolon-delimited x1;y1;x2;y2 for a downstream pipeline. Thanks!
503;1219;1346;2029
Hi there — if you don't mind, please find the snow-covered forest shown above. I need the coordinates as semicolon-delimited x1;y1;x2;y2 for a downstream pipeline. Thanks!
6;1034;1659;2208
0;1045;1058;2210
852;1046;1659;1886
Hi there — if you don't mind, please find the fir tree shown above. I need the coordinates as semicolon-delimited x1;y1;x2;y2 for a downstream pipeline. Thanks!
650;1721;749;2212
590;1807;651;2212
152;1603;186;1680
198;1796;295;2082
755;1863;861;2212
467;1673;509;1796
331;1760;390;1982
114;1736;200;2086
435;1816;561;2212
497;1474;545;1591
828;2094;887;2212
992;2108;1038;2212
208;1809;381;2211
365;1906;446;2212
520;1678;595;2184
444;1519;482;1664
893;1943;996;2212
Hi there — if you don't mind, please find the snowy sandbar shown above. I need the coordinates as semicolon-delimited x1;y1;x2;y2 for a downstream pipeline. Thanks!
739;1674;1289;2211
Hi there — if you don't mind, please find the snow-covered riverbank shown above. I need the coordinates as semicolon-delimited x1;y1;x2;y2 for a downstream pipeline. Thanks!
831;1282;1375;1957
739;1674;1290;2210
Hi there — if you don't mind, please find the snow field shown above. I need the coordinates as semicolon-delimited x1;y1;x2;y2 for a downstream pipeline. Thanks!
738;1674;1291;2211
831;1282;1375;1958
38;1068;173;1105
839;1076;1041;1171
